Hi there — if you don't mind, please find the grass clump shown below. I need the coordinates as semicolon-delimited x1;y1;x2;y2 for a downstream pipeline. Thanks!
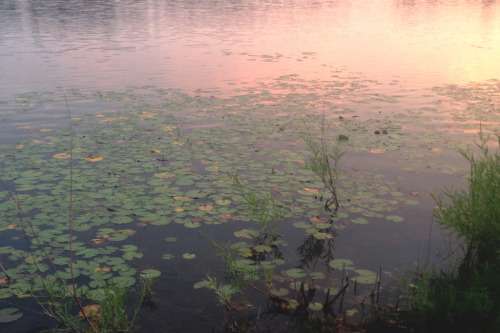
401;129;500;332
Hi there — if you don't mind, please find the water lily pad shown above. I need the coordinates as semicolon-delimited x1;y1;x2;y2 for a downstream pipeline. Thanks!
329;259;355;270
353;269;378;284
53;153;71;159
234;229;260;239
215;199;231;205
285;268;306;278
270;288;289;297
141;269;161;278
308;302;323;311
109;275;136;287
0;307;23;323
162;253;174;260
386;215;404;222
182;253;196;260
352;217;369;225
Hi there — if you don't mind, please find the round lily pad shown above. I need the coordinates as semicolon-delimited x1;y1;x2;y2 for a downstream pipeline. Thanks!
329;259;355;270
0;307;23;323
285;268;306;278
386;215;404;222
182;253;196;260
353;269;378;284
141;269;161;278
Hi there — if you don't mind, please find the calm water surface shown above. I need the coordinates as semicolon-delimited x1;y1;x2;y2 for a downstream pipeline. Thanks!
0;0;499;332
1;0;499;96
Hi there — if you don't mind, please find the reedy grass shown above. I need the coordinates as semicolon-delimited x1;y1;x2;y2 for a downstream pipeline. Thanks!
397;128;500;332
432;128;500;271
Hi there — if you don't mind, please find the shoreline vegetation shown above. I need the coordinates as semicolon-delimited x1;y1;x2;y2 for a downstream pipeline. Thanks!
196;129;500;332
0;85;498;332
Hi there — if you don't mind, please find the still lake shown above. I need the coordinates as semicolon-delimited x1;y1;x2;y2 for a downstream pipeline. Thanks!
0;0;499;331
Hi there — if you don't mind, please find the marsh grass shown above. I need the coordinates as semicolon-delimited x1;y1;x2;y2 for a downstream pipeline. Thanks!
396;129;500;332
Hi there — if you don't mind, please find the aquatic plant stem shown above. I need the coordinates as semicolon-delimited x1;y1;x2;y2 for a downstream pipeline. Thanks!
63;92;96;332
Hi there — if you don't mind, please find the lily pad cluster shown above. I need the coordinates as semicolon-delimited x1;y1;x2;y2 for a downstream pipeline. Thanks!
0;75;494;327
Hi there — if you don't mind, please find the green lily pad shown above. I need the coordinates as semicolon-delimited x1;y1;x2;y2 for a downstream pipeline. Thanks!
353;269;378;284
285;268;306;279
352;217;369;225
386;215;404;222
329;259;355;270
308;302;323;311
182;253;196;260
109;275;136;287
0;307;23;323
141;269;161;278
270;288;289;297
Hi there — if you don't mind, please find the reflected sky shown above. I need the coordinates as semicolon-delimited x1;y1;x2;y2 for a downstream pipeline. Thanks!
0;0;499;95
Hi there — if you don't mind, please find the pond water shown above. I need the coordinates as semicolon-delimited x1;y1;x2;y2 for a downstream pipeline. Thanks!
0;0;499;332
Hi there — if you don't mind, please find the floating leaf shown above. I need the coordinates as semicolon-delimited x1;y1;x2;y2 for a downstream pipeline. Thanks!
309;216;329;223
308;302;323;311
86;155;103;162
253;244;272;253
386;215;404;222
270;288;289;297
313;232;333;240
0;307;23;323
53;153;71;159
369;148;386;154
198;205;214;211
353;269;378;284
215;199;231;205
154;171;175;178
183;221;201;228
182;253;196;260
352;217;369;225
297;187;319;195
234;229;260;239
285;268;306;279
162;254;174;260
164;237;177;243
309;272;325;280
141;269;161;278
346;309;358;317
93;265;111;273
109;276;136;287
329;259;355;270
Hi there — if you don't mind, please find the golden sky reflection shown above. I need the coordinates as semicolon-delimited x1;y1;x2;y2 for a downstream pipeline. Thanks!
0;0;499;95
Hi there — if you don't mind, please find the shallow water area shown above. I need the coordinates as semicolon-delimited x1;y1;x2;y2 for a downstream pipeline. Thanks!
1;0;500;332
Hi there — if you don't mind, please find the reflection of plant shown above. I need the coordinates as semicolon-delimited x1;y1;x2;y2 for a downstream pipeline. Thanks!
298;233;336;271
